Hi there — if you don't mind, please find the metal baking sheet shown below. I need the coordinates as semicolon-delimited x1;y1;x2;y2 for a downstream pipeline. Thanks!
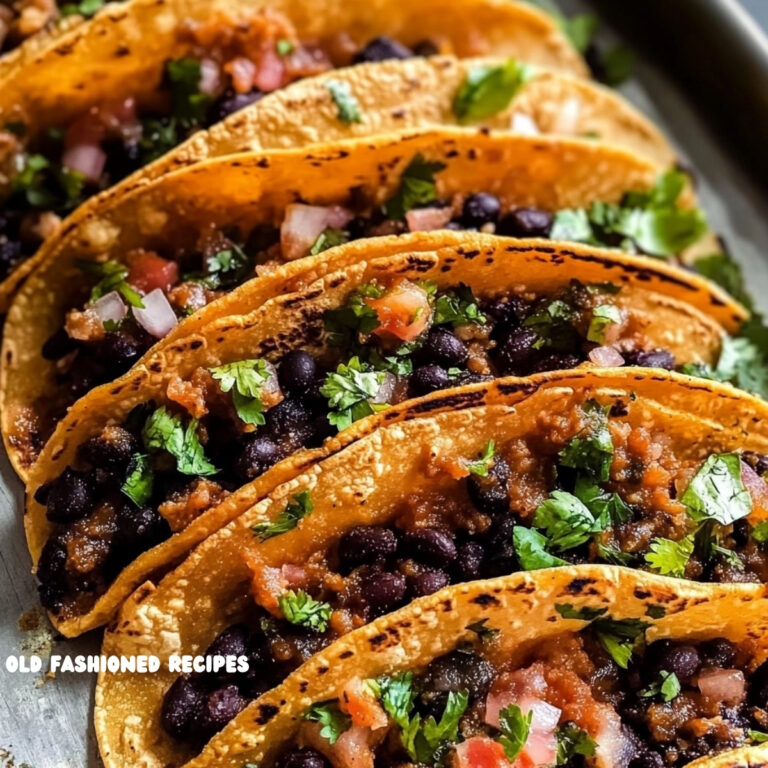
3;0;768;765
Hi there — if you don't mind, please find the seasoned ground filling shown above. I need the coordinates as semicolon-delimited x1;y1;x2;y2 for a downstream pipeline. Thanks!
35;276;684;619
0;21;443;280
154;401;768;747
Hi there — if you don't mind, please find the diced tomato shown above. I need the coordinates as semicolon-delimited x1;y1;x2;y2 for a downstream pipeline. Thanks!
242;550;284;614
340;677;388;729
303;721;379;768
253;45;286;92
127;251;179;293
366;280;431;342
225;57;257;94
167;376;208;419
454;737;512;768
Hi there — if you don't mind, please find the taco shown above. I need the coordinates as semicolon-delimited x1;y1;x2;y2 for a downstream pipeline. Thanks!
24;230;750;638
1;128;712;477
96;565;768;768
9;51;677;307
0;0;584;300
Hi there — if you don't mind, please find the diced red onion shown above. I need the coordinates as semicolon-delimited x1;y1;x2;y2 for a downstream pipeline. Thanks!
405;206;453;233
740;461;768;513
280;563;307;587
261;361;283;407
697;668;746;704
199;58;222;95
371;372;397;404
62;144;107;182
589;346;625;367
253;47;285;92
131;288;178;338
510;111;540;136
91;291;127;326
280;203;353;260
553;97;582;135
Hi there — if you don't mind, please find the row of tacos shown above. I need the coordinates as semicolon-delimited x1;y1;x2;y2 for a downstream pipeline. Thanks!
3;1;768;768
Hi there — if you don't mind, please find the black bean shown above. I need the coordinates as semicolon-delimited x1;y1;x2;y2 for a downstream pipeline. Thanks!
0;238;23;279
484;295;529;328
98;330;146;371
265;398;315;448
275;748;331;768
422;650;494;700
647;641;700;682
628;753;664;768
44;468;94;523
101;138;143;183
409;569;450;597
198;684;248;736
403;528;457;567
236;436;280;481
411;364;451;395
79;425;139;473
495;327;540;376
497;207;553;238
453;541;485;581
749;659;768;708
278;351;317;394
743;451;768;477
419;328;468;367
354;36;413;63
461;193;501;228
207;88;263;126
413;39;440;56
528;352;582;374
113;503;170;552
698;637;737;669
42;328;78;360
338;526;397;568
37;535;69;612
467;457;510;516
623;349;676;370
483;515;516;576
161;676;207;739
205;624;249;662
358;571;407;616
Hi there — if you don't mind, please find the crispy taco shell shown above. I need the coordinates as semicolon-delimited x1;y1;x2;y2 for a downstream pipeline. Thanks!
24;234;747;637
0;0;584;304
1;129;714;478
97;563;768;768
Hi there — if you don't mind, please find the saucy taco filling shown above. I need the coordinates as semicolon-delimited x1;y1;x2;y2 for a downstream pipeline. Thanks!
35;274;702;618
260;626;768;768
153;390;768;745
35;165;704;448
0;9;445;279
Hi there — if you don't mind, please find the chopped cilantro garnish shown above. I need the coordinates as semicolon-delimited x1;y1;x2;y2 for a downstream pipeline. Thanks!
597;543;636;566
139;117;180;164
640;670;681;702
573;476;632;526
251;491;313;541
555;604;608;621
141;407;218;476
465;441;496;477
693;251;752;308
523;298;577;350
433;284;487;327
466;618;500;641
512;526;568;570
680;453;752;525
276;38;294;56
597;45;634;87
750;730;768;744
320;357;387;431
326;80;362;125
13;153;86;212
324;283;384;343
587;303;622;344
304;701;351;744
278;590;332;632
558;400;613;482
452;58;533;122
753;521;768;543
532;490;605;551
76;259;145;308
61;0;104;15
645;604;667;619
645;535;693;578
166;58;212;127
121;453;154;506
592;616;649;668
556;723;597;764
209;358;271;426
202;245;253;289
310;227;350;255
384;154;446;220
496;703;532;761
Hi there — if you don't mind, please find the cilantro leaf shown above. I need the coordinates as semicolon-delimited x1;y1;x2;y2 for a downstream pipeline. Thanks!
523;299;576;350
688;335;768;399
556;723;597;765
532;490;604;551
693;251;753;309
377;673;416;730
573;476;632;526
513;526;568;570
209;358;271;426
596;45;633;87
326;80;362;124
384;154;446;220
496;703;532;761
139;117;180;164
121;453;154;506
433;284;487;327
587;303;622;344
555;604;608;621
13;153;87;213
320;357;387;431
141;407;218;476
305;701;351;744
465;441;496;477
558;400;613;482
324;283;384;343
453;58;533;122
752;521;768;543
466;618;500;641
278;590;332;632
645;535;693;578
60;0;104;15
646;604;667;619
276;38;294;56
251;491;313;541
166;58;212;126
750;730;768;744
640;670;681;702
76;259;144;308
680;453;752;525
593;617;649;668
203;245;253;290
597;543;636;566
310;227;350;256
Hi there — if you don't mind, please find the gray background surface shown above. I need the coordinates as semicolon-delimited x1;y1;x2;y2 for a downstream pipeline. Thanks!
741;0;768;29
2;1;768;767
